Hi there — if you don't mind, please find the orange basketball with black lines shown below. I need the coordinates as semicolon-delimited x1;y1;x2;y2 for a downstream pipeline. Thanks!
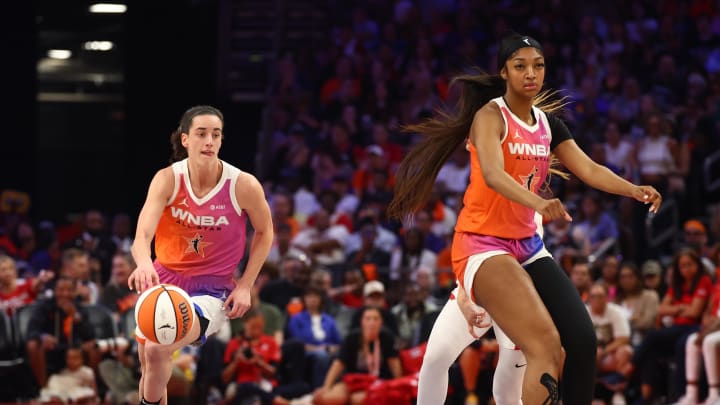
134;284;196;345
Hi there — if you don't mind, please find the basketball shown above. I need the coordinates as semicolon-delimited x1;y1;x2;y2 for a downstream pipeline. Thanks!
134;284;196;345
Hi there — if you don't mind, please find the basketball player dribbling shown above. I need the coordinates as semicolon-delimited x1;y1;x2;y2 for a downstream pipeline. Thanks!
389;33;662;404
127;106;273;405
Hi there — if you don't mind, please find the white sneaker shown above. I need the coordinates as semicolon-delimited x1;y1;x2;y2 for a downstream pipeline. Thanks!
611;392;626;405
671;395;698;405
289;394;314;405
702;397;720;405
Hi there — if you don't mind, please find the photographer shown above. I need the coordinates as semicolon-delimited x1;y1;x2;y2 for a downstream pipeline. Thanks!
97;337;140;405
222;309;291;405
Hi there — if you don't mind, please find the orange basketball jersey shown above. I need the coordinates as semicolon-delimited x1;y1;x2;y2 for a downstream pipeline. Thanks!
154;159;247;278
455;97;552;239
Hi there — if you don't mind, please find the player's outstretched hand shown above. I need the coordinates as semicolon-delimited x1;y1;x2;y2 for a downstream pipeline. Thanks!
631;185;662;214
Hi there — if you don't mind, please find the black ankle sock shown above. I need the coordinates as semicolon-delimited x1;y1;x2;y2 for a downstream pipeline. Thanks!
140;397;161;405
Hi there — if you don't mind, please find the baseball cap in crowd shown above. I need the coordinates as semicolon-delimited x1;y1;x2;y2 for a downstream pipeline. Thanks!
366;145;384;157
363;280;385;297
684;219;707;235
641;260;662;277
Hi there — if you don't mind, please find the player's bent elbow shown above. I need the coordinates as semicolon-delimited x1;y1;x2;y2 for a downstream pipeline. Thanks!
482;171;502;190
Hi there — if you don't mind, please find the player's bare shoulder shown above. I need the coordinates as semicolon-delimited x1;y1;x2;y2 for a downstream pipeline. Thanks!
471;100;504;140
156;165;175;182
474;100;502;123
233;170;264;197
147;166;176;200
232;170;270;220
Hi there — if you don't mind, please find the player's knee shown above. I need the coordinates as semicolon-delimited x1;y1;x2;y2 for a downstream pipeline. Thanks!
528;323;561;353
143;343;172;365
548;342;565;371
524;327;563;367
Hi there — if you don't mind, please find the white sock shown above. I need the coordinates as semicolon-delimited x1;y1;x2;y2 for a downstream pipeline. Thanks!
493;347;525;404
686;384;698;401
708;386;719;399
417;298;485;405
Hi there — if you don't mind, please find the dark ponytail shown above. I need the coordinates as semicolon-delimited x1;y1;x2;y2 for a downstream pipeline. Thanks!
388;33;570;221
387;70;506;221
169;105;224;163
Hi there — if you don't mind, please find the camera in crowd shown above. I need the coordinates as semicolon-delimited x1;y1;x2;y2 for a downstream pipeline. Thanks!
95;337;129;353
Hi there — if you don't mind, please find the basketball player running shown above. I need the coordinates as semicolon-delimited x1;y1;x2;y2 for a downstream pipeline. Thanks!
389;33;661;404
127;106;273;405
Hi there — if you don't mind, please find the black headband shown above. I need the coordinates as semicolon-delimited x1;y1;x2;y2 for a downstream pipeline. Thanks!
497;35;544;72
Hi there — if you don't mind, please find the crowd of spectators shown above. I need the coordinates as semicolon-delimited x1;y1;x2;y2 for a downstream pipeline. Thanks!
2;0;720;404
258;2;720;402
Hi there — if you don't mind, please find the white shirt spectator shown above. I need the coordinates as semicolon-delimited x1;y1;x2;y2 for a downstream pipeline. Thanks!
436;161;470;195
344;224;399;255
431;204;457;238
292;224;349;266
604;140;634;176
336;193;360;216
267;245;306;266
389;247;437;281
293;187;321;225
587;301;631;346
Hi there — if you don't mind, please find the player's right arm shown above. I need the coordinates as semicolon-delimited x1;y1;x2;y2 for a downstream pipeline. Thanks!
129;168;174;293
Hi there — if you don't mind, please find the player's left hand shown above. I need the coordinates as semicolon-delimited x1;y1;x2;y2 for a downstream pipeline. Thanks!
631;185;662;214
223;282;252;319
456;287;492;338
463;306;491;339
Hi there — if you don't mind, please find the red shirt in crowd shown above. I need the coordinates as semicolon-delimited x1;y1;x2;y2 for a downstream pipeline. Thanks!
666;274;713;325
224;335;281;385
0;278;37;317
341;291;364;308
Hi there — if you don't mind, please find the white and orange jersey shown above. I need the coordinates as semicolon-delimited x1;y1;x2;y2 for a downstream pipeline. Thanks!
456;97;552;240
154;159;247;279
